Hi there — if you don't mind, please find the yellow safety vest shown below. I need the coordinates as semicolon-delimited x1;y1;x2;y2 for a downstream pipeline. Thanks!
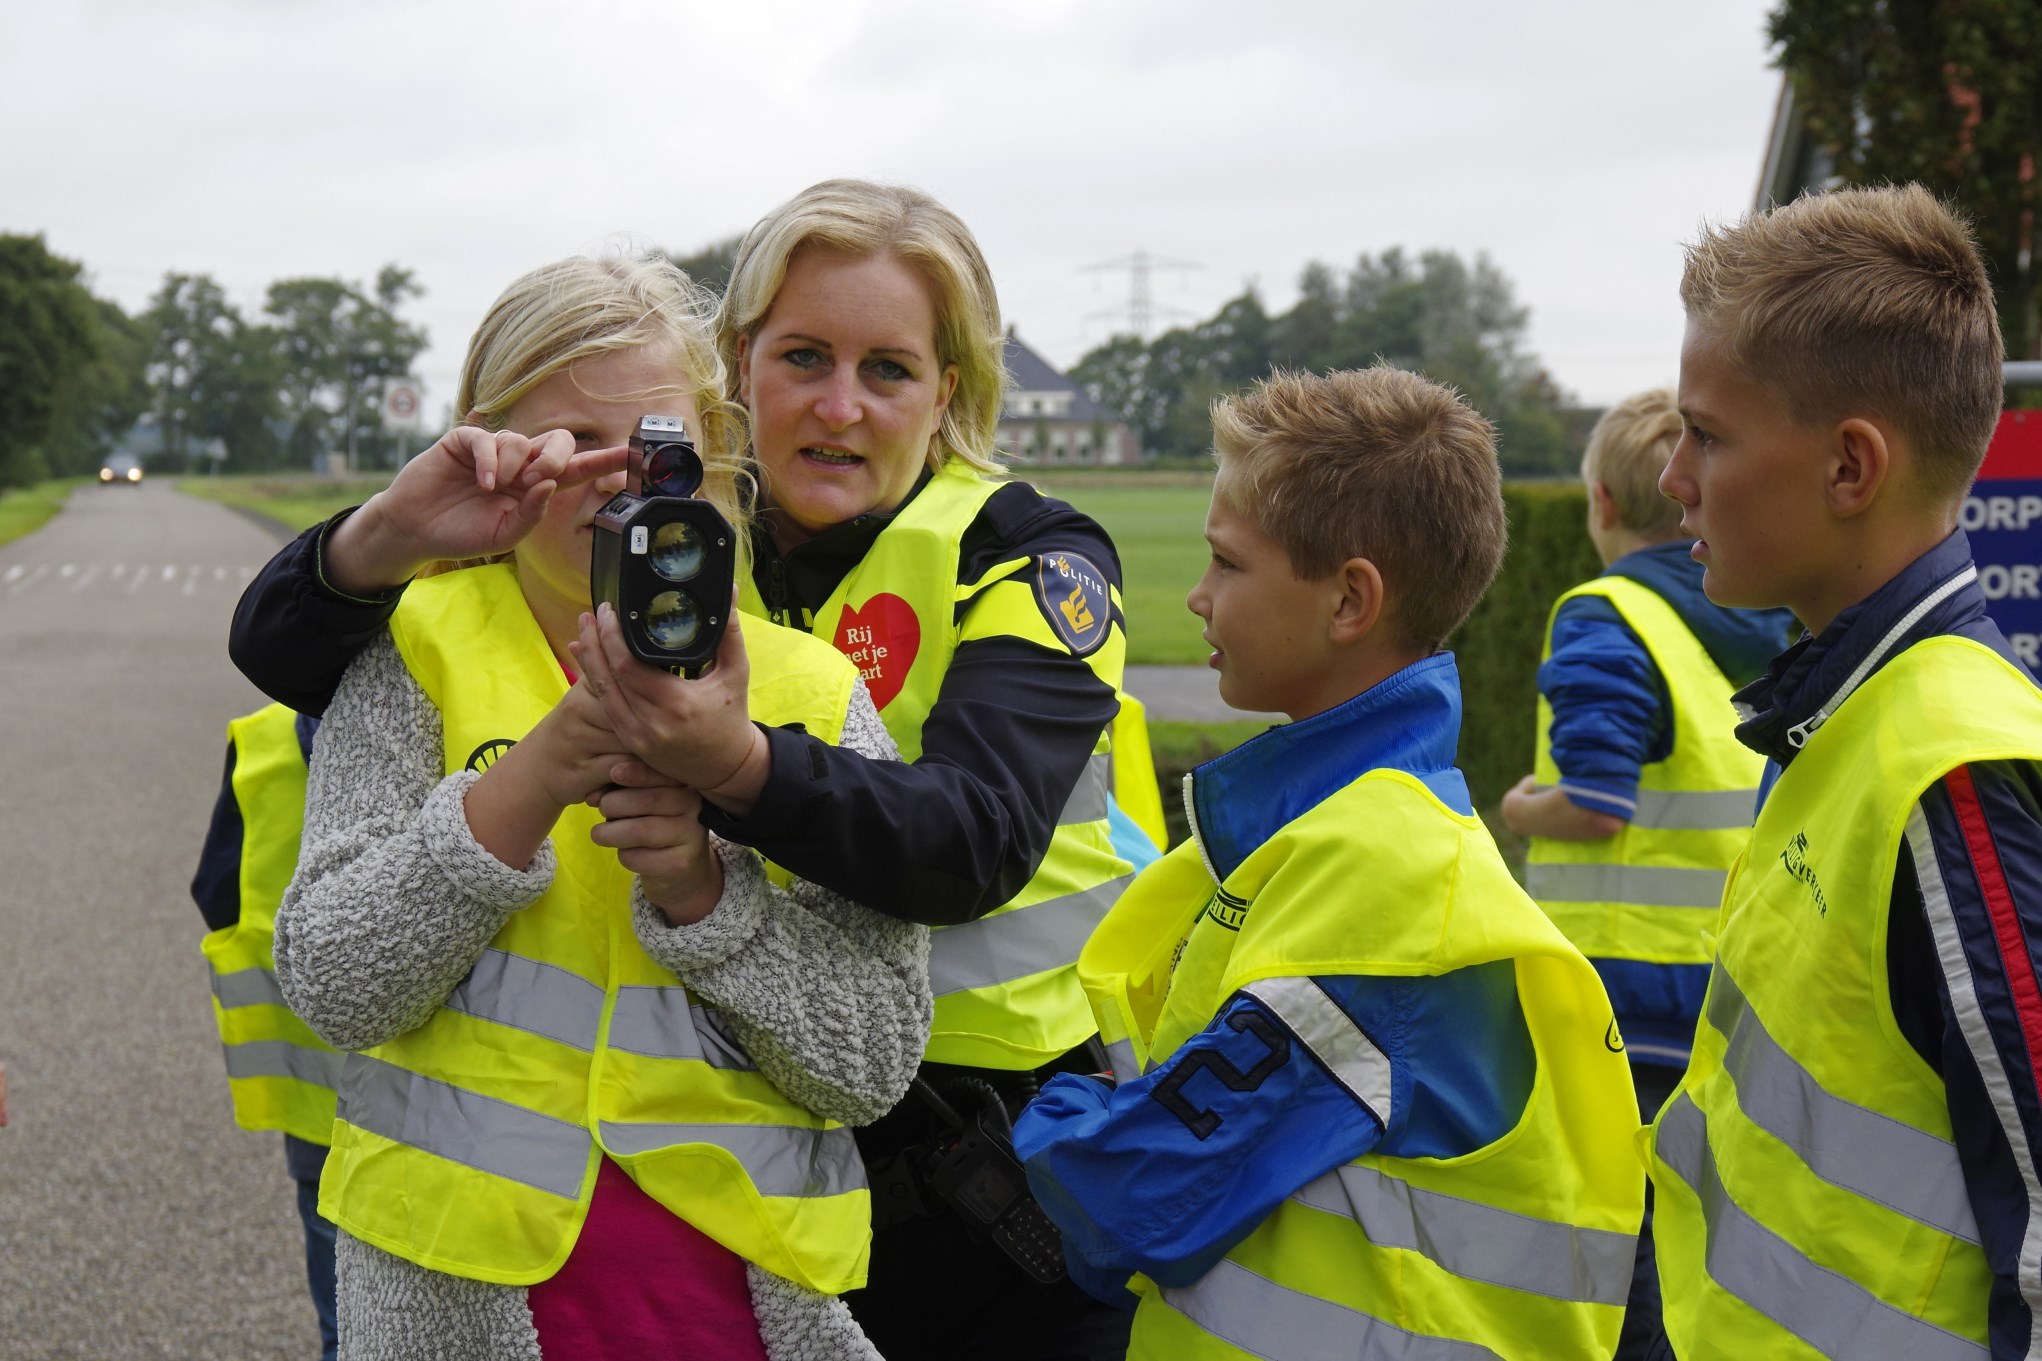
320;563;871;1291
1085;766;1642;1360
199;703;344;1144
1110;689;1168;855
1527;577;1762;967
1649;635;2039;1359
741;462;1134;1070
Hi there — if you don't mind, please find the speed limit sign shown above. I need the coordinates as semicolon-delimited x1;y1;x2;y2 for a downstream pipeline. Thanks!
382;379;425;432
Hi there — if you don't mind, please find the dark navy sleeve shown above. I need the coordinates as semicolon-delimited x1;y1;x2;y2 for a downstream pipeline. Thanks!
703;486;1121;926
1013;962;1535;1298
190;742;243;933
1538;596;1671;820
1899;761;2042;1359
228;509;403;718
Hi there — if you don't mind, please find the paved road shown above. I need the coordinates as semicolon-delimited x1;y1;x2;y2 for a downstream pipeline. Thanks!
1124;664;1282;725
0;484;315;1359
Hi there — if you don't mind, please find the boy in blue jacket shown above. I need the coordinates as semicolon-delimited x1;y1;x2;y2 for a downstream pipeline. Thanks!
1503;386;1791;1094
1013;366;1642;1360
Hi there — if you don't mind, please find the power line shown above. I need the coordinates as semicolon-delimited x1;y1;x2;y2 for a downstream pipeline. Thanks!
1081;249;1202;340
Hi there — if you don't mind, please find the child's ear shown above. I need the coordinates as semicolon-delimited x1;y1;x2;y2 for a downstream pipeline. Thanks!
1328;556;1385;645
1829;418;1892;520
1591;481;1621;533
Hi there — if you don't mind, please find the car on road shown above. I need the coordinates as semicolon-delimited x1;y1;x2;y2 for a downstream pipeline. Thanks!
99;454;143;486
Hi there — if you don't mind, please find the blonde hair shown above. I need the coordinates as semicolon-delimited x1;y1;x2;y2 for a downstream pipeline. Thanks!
1681;184;2004;502
718;179;1007;478
1581;388;1684;538
459;255;751;537
1211;366;1506;651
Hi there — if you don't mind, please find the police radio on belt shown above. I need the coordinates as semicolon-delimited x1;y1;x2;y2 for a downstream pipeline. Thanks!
589;416;736;677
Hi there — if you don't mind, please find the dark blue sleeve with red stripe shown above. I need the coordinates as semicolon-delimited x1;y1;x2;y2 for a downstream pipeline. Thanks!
1900;760;2042;1359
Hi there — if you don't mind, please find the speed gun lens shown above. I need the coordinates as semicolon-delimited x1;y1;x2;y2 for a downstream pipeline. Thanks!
645;444;701;498
648;522;706;582
645;591;702;650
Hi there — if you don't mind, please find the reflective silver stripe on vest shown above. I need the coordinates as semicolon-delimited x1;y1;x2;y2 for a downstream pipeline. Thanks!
223;1039;345;1089
1630;788;1758;830
442;949;605;1052
1239;977;1393;1124
1524;863;1727;908
1293;1163;1634;1305
1657;1094;1987;1360
599;1121;866;1199
928;875;1132;996
608;987;755;1070
1161;1257;1501;1361
211;965;287;1010
338;1054;591;1200
1057;754;1112;826
1709;965;1979;1242
1105;1038;1142;1085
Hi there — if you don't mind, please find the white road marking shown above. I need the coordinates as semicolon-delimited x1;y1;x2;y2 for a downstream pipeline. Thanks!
2;565;22;584
9;565;50;596
70;565;101;591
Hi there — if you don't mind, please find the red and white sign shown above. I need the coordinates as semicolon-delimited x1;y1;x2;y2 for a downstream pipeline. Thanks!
381;379;425;432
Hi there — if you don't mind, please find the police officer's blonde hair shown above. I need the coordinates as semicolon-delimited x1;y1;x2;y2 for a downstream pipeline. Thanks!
1211;366;1506;653
1581;388;1684;539
1682;184;2003;503
458;254;750;533
719;179;1006;478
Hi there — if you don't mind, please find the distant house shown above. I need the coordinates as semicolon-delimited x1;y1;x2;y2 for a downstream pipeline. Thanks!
998;331;1141;466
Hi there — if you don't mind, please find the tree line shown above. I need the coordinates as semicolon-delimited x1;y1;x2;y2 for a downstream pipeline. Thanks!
0;234;427;491
1069;250;1582;475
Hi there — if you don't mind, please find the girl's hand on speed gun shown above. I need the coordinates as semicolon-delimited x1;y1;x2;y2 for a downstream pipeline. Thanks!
323;428;628;594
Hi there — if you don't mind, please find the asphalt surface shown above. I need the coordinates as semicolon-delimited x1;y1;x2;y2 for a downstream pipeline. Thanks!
0;483;315;1359
1124;664;1283;725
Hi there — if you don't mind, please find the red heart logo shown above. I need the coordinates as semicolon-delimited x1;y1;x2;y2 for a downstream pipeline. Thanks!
833;593;921;712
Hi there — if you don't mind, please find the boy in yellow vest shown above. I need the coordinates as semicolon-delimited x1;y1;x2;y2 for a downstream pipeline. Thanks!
1503;390;1790;1356
1644;185;2042;1360
1013;366;1643;1360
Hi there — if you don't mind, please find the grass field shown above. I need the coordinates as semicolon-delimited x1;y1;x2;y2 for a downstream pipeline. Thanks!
178;474;395;535
1021;469;1215;665
0;479;90;549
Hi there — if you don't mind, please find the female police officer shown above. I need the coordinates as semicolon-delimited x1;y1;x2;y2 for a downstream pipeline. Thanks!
229;181;1138;1361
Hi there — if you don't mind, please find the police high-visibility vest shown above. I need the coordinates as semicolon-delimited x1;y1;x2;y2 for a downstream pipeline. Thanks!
320;564;870;1291
200;703;344;1144
1110;689;1168;856
1085;767;1642;1360
1527;577;1762;969
741;462;1134;1070
1649;635;2040;1360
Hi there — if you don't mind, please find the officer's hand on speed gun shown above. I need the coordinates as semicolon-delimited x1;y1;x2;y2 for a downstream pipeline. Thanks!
324;428;629;595
569;604;768;817
588;774;722;926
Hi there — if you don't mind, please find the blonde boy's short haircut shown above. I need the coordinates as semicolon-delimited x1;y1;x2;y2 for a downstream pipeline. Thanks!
1682;184;2004;501
1211;366;1506;651
1582;388;1685;538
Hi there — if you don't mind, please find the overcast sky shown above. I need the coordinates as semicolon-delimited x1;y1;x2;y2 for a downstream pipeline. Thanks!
4;0;1783;420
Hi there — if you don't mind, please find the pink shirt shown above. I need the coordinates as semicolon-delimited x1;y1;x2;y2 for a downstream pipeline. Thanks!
525;1157;768;1360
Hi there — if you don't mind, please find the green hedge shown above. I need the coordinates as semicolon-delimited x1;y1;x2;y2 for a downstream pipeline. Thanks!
1449;481;1604;811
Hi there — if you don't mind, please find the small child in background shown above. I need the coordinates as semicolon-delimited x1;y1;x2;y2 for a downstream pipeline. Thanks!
1015;367;1642;1361
1500;388;1791;1359
1503;388;1791;1104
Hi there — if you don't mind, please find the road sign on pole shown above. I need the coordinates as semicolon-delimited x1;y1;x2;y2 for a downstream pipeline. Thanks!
381;378;425;433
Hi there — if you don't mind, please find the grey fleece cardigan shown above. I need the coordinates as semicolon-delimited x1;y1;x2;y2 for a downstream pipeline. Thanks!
274;632;932;1361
